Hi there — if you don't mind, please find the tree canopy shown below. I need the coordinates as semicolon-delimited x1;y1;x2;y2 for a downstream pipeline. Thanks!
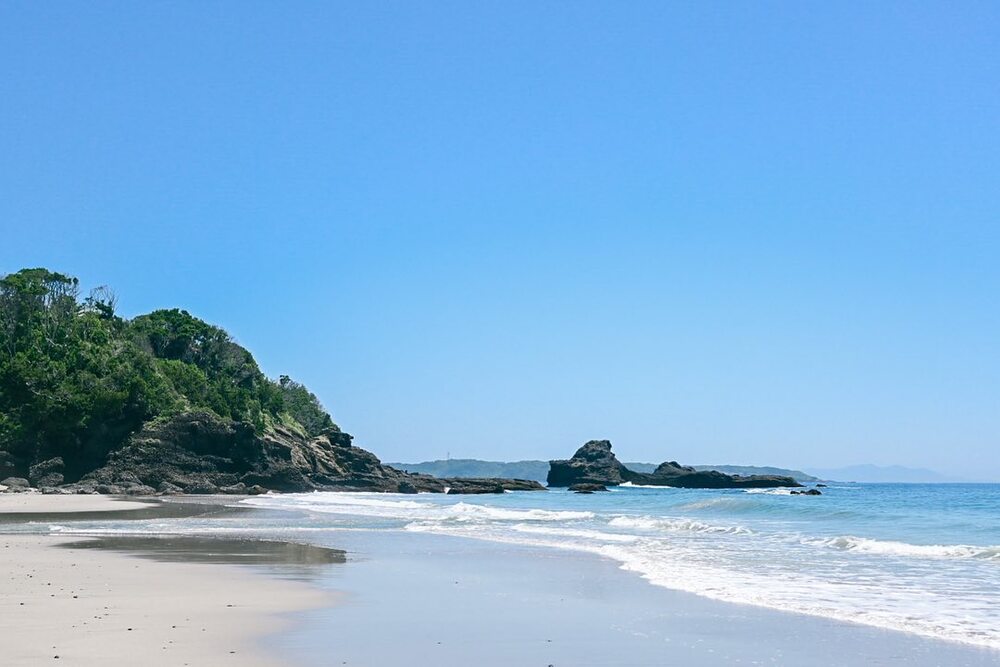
0;268;336;479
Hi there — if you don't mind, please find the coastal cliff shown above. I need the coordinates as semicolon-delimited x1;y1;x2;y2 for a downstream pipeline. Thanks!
548;440;801;489
0;268;542;495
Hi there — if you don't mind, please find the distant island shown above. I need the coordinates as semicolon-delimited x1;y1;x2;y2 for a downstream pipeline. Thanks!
392;459;819;484
0;268;541;496
546;441;801;489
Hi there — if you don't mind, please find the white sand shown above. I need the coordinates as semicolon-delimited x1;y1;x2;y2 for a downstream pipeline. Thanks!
0;496;331;666
0;494;154;513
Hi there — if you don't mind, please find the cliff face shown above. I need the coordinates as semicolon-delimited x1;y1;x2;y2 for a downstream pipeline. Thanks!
547;441;801;489
63;411;543;495
0;269;545;496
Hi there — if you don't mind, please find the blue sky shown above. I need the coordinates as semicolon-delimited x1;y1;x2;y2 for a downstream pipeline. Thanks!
2;2;998;478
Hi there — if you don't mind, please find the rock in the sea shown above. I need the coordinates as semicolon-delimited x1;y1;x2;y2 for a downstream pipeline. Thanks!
548;441;801;489
569;483;608;493
791;488;822;496
548;441;630;487
443;478;546;494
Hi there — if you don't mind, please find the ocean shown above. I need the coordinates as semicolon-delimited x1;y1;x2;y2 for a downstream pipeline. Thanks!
30;483;1000;651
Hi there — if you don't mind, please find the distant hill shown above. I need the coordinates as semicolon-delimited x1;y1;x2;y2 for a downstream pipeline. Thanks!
389;459;551;482
805;464;959;483
391;459;819;484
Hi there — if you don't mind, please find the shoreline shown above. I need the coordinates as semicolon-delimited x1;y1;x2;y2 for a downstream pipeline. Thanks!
0;495;333;667
4;492;999;666
271;528;1000;666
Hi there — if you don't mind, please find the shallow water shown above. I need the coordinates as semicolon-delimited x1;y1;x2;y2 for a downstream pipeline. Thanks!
18;483;1000;651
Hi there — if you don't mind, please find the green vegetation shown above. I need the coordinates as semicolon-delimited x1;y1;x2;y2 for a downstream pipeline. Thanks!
0;268;335;480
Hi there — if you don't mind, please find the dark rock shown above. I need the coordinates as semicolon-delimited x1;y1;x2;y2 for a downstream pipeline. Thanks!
816;483;827;487
1;476;30;489
184;480;219;495
41;486;71;495
95;484;124;494
124;484;156;496
29;458;65;487
157;481;184;495
246;485;269;495
0;452;21;479
791;488;822;496
35;473;64;488
547;441;630;487
444;478;546;494
569;483;608;493
548;441;801;489
71;410;540;496
59;482;99;495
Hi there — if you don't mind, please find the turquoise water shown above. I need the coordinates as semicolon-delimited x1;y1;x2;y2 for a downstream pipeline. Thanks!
31;483;1000;650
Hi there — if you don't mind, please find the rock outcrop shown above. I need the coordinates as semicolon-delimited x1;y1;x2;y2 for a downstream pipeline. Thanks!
548;441;801;489
443;478;546;494
569;483;608;493
547;441;631;487
58;410;545;496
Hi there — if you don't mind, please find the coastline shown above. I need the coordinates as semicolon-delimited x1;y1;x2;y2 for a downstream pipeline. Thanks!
4;492;999;666
0;495;332;667
270;528;1000;667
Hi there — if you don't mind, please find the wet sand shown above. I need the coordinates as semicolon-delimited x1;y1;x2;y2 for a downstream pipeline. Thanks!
272;530;1000;667
0;496;335;666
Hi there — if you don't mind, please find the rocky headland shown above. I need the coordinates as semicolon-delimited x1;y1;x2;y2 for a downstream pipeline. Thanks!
0;269;543;497
548;440;802;489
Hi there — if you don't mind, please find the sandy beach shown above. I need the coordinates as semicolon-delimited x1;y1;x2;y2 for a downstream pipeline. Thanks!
0;495;330;667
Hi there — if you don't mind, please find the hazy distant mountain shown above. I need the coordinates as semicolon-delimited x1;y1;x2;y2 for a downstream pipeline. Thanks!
805;464;959;483
391;459;819;484
388;459;551;482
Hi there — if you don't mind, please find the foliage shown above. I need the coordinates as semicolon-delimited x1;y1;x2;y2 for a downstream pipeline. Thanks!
0;268;336;479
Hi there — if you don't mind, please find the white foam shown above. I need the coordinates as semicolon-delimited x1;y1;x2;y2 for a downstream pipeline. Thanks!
808;535;1000;561
608;515;754;535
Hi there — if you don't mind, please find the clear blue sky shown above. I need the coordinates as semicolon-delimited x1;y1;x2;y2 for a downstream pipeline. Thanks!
2;2;998;478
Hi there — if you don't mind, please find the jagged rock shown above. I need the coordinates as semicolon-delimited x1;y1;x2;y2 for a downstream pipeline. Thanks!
548;441;630;487
548;441;801;489
157;481;183;495
219;482;247;495
246;484;269;495
791;488;822;496
66;411;542;496
41;486;71;495
29;457;65;487
95;484;124;494
124;484;157;496
59;482;99;495
184;480;219;494
443;478;545;494
569;483;608;493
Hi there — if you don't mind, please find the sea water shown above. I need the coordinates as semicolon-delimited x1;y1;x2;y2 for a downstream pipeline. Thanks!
33;483;1000;650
